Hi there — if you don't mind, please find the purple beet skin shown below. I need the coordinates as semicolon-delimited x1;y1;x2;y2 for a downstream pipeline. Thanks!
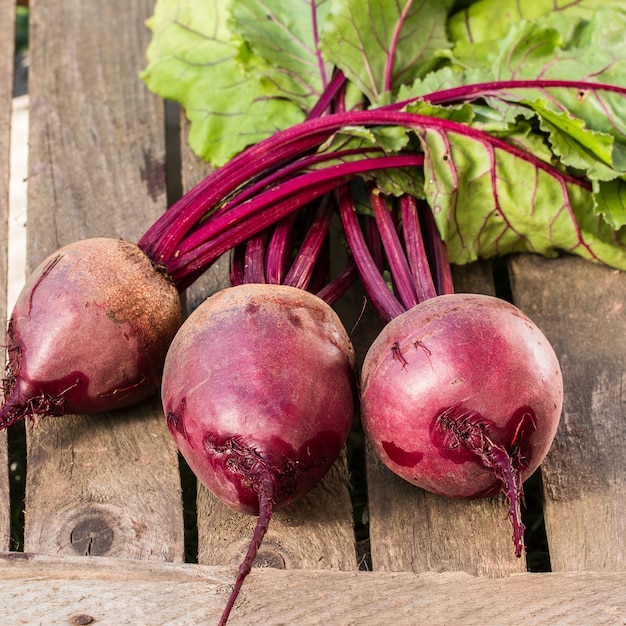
162;283;356;514
161;283;356;625
0;237;182;427
360;293;563;556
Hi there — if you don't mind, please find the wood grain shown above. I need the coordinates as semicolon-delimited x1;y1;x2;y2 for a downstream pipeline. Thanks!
509;253;626;571
23;0;184;561
364;260;527;575
1;553;624;625
0;0;15;554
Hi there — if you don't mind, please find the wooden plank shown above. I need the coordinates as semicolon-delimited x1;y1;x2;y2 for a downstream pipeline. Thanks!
23;0;184;560
177;122;358;570
0;553;625;625
509;254;626;571
362;261;527;575
0;0;16;553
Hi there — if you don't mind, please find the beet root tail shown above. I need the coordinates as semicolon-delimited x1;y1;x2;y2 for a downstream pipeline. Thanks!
435;405;527;557
218;475;276;626
0;379;70;430
479;439;526;558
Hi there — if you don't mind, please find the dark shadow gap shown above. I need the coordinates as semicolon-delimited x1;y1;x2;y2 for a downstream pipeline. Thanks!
7;5;29;555
521;469;552;572
178;452;199;563
165;100;183;207
345;414;371;570
492;256;513;303
492;257;552;572
7;420;26;552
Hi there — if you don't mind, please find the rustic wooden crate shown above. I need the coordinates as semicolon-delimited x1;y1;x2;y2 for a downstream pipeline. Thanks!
1;1;624;624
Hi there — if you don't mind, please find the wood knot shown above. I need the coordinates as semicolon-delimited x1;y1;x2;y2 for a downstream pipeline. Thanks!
69;514;114;556
253;548;286;569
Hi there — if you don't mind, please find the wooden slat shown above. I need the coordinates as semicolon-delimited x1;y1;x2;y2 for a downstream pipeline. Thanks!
362;261;527;575
177;124;358;570
0;0;16;553
509;254;626;571
1;553;625;625
23;0;184;561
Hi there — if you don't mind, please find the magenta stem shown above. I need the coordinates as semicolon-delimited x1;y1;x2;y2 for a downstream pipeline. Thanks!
399;195;437;301
385;79;626;109
338;184;406;323
138;107;590;271
243;232;268;284
264;213;298;285
315;261;358;305
174;147;383;259
283;196;334;291
369;186;419;310
169;155;424;288
422;204;454;295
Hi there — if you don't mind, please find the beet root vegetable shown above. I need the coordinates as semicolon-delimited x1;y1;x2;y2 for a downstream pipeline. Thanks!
161;283;356;625
0;238;182;428
360;293;563;557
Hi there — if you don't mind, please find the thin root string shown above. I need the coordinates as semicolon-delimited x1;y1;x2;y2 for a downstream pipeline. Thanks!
218;462;277;626
436;406;526;557
478;436;526;557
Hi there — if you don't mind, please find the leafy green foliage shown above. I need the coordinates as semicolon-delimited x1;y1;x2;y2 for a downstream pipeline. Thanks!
141;0;626;269
319;0;454;101
228;0;335;111
447;0;622;45
142;0;304;166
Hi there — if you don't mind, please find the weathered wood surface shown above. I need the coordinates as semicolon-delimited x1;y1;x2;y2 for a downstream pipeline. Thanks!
2;0;626;624
510;254;626;572
23;0;184;560
1;553;625;625
361;260;527;576
0;0;15;555
180;127;358;571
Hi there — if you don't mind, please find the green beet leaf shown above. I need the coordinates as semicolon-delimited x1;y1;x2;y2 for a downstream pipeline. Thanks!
141;0;304;167
447;0;617;45
417;119;626;270
319;0;454;102
227;0;335;112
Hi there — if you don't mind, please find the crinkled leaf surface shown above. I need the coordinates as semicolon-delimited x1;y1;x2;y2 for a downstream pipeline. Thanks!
319;0;453;102
142;0;304;167
447;0;619;44
531;101;620;180
315;126;423;197
594;179;626;230
228;0;334;111
450;8;626;87
390;7;626;253
416;120;626;269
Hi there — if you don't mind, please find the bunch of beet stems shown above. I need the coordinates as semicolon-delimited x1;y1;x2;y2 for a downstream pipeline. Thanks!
137;78;621;291
339;184;453;321
229;195;359;305
227;71;356;301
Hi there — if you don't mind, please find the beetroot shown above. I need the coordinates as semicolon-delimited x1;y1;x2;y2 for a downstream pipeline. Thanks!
161;283;356;624
0;238;182;427
360;293;563;556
